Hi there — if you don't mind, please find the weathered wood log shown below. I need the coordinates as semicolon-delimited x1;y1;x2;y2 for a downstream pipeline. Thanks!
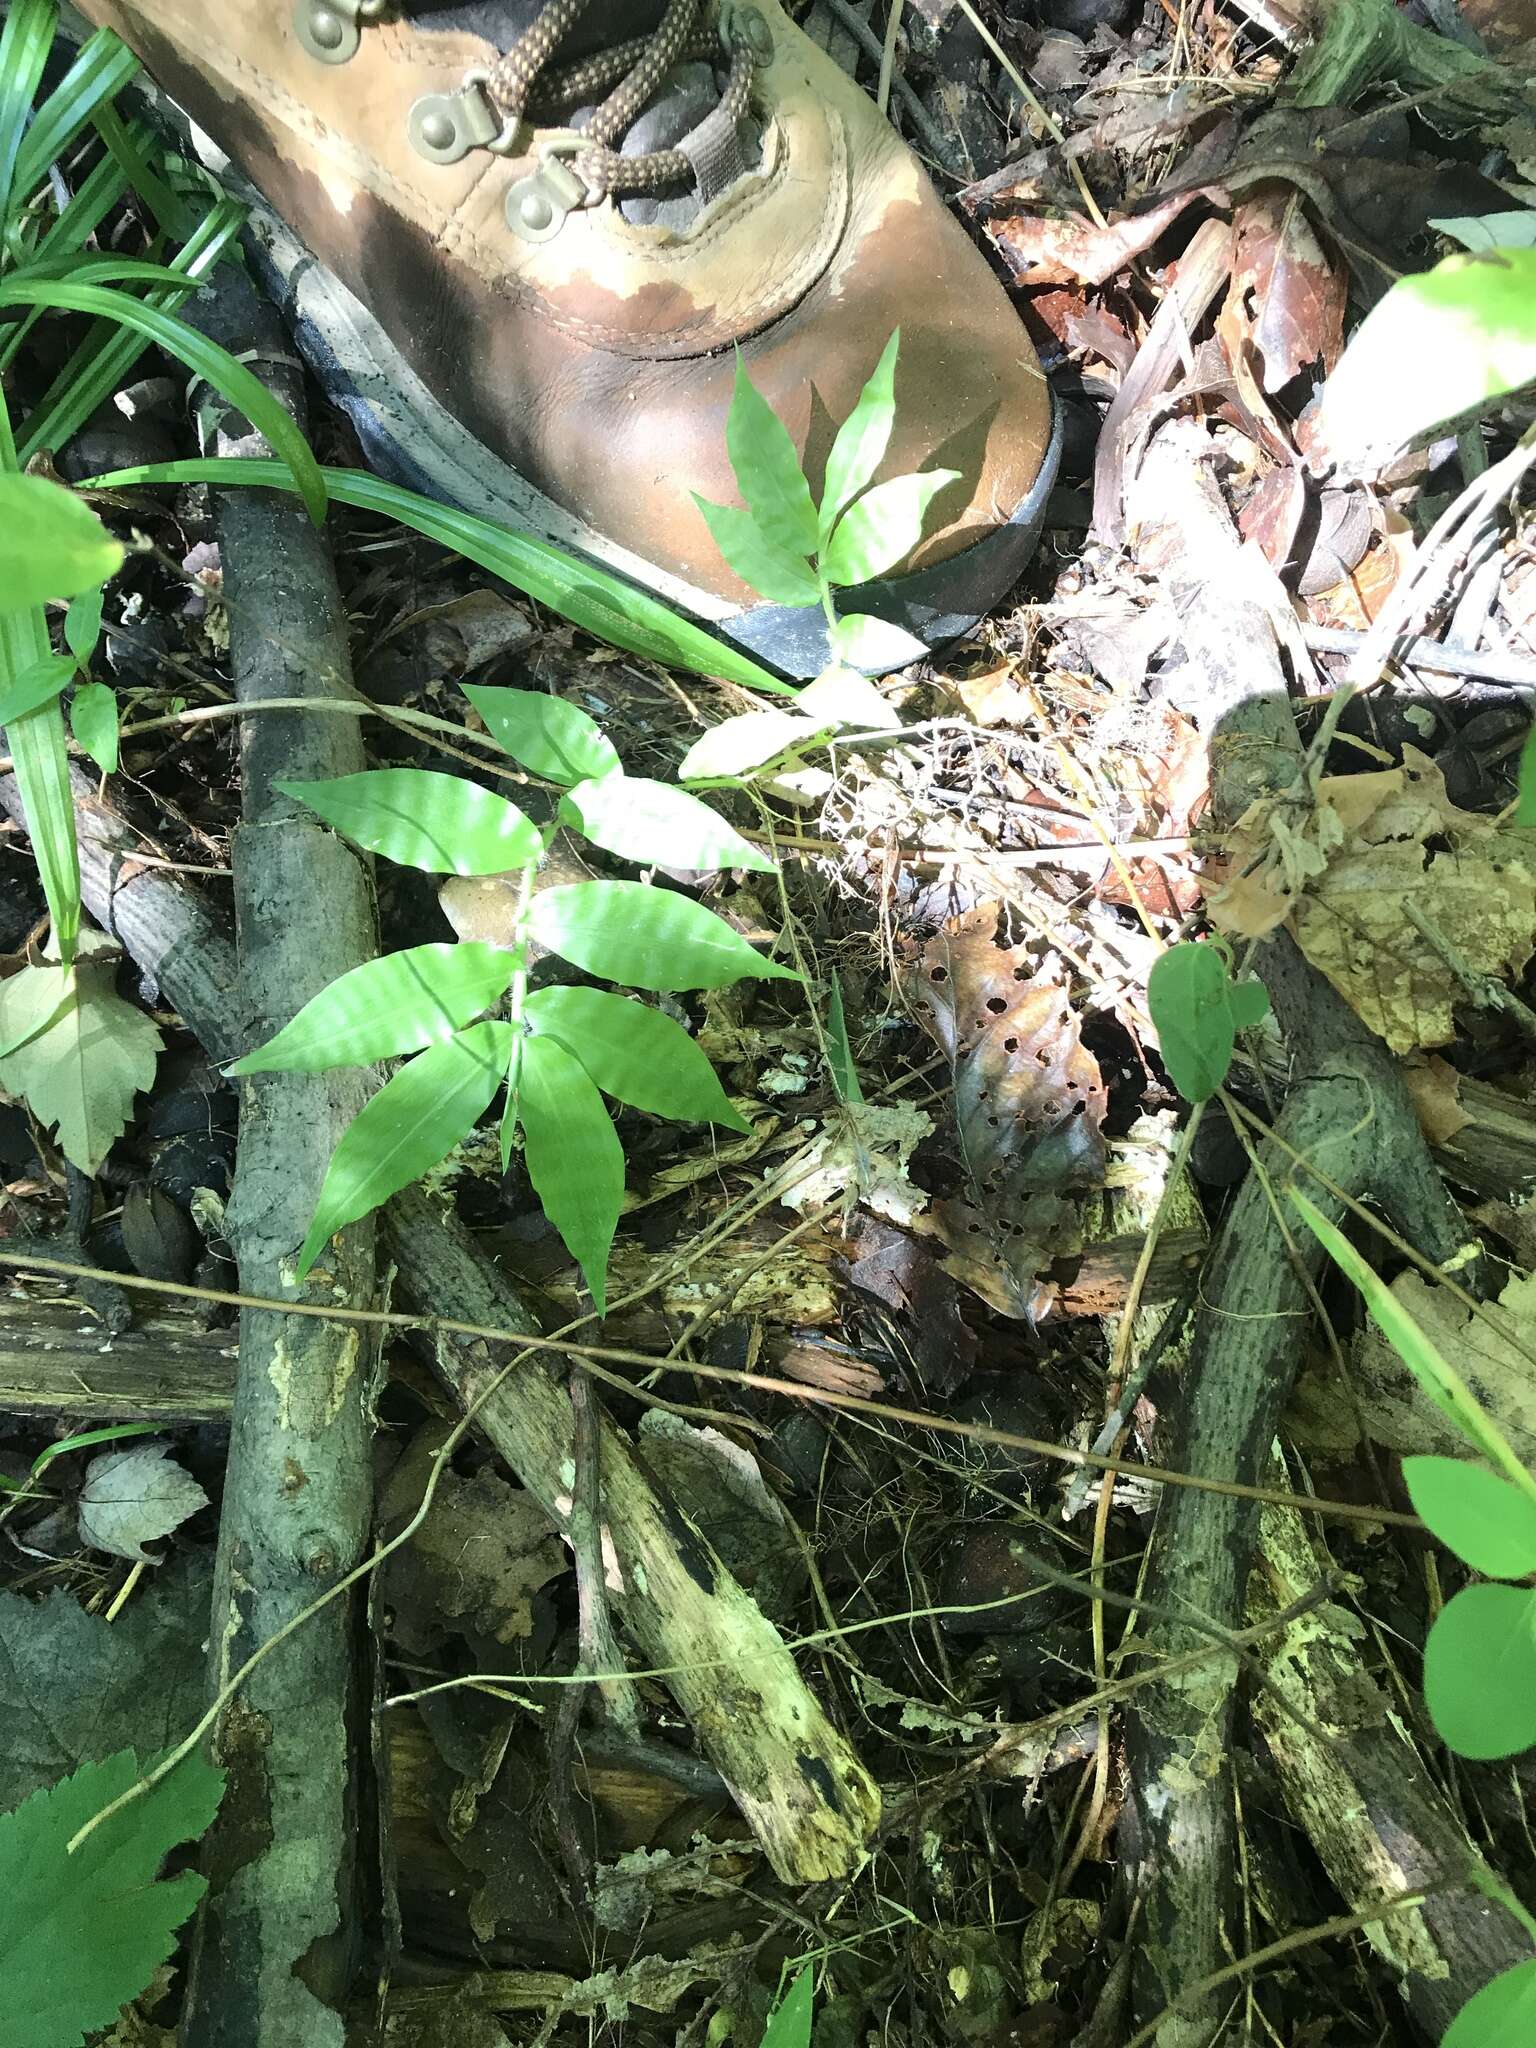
0;1289;237;1419
179;271;379;2048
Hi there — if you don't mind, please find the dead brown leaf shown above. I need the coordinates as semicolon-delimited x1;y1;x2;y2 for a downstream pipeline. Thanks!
987;191;1201;289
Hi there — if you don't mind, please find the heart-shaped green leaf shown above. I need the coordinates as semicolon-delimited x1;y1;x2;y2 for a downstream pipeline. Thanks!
1404;1457;1536;1579
1423;1583;1536;1759
279;768;540;875
528;880;799;991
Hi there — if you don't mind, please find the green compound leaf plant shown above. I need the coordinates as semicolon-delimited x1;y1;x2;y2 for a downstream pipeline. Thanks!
233;690;786;1311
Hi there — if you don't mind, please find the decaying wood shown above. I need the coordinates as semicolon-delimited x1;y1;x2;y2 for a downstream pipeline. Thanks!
1252;1486;1534;2038
0;760;878;1886
0;1288;237;1418
179;273;379;2048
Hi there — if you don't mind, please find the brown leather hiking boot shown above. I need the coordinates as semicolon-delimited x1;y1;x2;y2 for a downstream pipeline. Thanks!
72;0;1057;676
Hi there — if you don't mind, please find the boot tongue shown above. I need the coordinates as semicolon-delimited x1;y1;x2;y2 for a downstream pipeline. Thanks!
406;0;668;67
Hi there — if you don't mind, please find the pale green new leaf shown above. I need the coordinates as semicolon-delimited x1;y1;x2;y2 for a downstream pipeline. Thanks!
69;684;117;775
825;610;901;672
1423;1583;1536;1759
819;330;900;545
230;943;517;1074
1318;249;1536;464
515;1032;624;1315
0;960;161;1175
462;683;619;786
528;881;799;991
725;353;818;557
820;469;960;587
0;653;74;724
279;768;540;875
678;708;823;784
794;663;903;731
560;773;772;872
693;496;820;606
1444;1959;1536;2048
0;476;122;614
0;1747;224;2048
1403;1456;1536;1579
297;1020;512;1276
525;985;749;1130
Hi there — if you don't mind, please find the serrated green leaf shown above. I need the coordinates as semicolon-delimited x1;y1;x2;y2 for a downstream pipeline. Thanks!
560;774;772;872
0;477;121;614
1403;1457;1536;1579
1444;1958;1536;2048
297;1020;512;1276
0;960;72;1059
0;960;161;1175
677;708;822;784
230;942;517;1074
525;985;749;1130
63;588;103;671
693;497;820;606
1148;943;1236;1103
462;684;619;786
280;768;540;876
1424;1583;1536;1759
0;1746;224;2048
820;469;959;587
528;880;799;991
820;330;900;546
69;682;117;774
763;1970;813;2048
1319;249;1536;464
515;1032;624;1315
0;652;74;724
725;354;818;557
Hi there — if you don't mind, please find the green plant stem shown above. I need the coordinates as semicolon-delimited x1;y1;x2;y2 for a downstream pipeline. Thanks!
498;850;543;1168
817;576;838;635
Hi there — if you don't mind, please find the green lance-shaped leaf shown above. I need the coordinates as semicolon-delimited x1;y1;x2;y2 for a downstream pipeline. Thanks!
1518;727;1536;828
825;611;900;672
462;683;619;786
525;985;749;1130
677;707;824;784
528;880;800;992
64;587;104;670
1423;1583;1536;1760
820;469;960;587
0;475;122;615
1403;1457;1536;1580
0;1746;225;2048
692;496;821;606
231;943;518;1075
0;653;75;724
515;1032;624;1315
297;1020;512;1275
762;1971;814;2048
0;0;56;233
560;773;772;872
70;683;118;775
279;768;540;875
725;352;819;557
1318;248;1536;464
1444;1958;1536;2048
819;330;900;546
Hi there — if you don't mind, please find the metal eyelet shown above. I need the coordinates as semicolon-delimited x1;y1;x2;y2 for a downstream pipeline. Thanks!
719;2;774;64
505;145;591;244
294;0;389;66
409;70;525;165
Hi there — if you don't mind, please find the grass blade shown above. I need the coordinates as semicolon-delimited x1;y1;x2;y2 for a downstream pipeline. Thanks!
0;0;56;230
11;27;139;206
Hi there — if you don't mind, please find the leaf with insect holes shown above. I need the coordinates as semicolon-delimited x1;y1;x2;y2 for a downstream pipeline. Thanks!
0;475;122;615
64;589;103;672
297;1020;512;1275
820;331;900;546
1423;1583;1536;1758
77;1443;208;1564
0;959;161;1176
1443;1958;1536;2048
462;684;619;786
528;880;799;991
820;470;959;587
724;352;819;557
525;985;748;1130
692;498;820;606
280;768;540;875
1147;942;1269;1104
1403;1457;1536;1579
762;1971;813;2048
0;1746;224;2048
69;684;118;775
515;1033;624;1315
559;774;772;872
0;654;75;726
230;943;517;1074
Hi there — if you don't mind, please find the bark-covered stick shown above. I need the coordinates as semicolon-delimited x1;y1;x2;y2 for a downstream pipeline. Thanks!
180;271;379;2048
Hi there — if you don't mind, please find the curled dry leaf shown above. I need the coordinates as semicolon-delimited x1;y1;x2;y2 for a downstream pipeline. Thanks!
78;1443;208;1563
986;191;1202;288
909;906;1107;1320
1209;750;1536;1053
